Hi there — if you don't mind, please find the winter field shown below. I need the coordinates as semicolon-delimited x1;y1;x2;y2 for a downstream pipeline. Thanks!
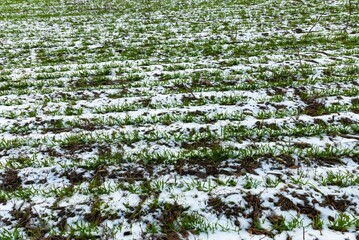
0;0;358;239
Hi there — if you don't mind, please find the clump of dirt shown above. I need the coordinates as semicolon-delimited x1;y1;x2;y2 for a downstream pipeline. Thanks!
276;192;320;219
294;87;327;116
275;195;299;211
244;193;262;220
305;100;326;116
234;157;260;175
321;195;353;212
340;117;353;125
243;193;273;235
175;159;219;178
299;204;320;219
65;170;85;185
207;196;243;223
351;98;359;105
0;169;22;191
244;193;272;235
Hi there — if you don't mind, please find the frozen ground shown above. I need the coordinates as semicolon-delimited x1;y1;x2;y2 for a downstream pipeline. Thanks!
0;0;358;239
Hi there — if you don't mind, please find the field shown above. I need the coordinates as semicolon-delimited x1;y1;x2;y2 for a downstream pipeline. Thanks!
0;0;358;239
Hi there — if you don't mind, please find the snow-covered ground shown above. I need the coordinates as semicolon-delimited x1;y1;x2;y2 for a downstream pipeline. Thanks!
0;0;358;239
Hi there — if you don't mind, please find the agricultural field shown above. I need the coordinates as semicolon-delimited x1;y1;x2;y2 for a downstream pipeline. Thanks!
0;0;358;239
